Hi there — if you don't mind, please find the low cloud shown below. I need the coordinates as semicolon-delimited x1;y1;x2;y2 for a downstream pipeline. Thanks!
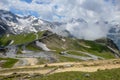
65;20;110;40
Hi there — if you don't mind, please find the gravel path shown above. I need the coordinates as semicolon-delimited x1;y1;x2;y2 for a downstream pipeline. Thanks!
14;58;38;67
1;59;120;75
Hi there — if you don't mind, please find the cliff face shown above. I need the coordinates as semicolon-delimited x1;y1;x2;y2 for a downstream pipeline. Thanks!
95;38;119;50
106;39;119;51
95;38;120;57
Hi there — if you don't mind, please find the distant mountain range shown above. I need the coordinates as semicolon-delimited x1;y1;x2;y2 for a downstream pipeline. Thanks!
0;10;72;37
0;9;120;49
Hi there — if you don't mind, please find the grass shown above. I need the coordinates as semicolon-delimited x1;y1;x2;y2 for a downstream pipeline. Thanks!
16;45;23;54
26;43;42;51
84;49;115;59
58;55;82;62
0;58;18;68
84;40;109;52
0;33;35;46
42;34;116;59
42;34;107;53
0;31;117;63
79;40;115;59
0;31;45;46
31;68;120;80
67;51;89;57
0;66;55;74
0;73;30;80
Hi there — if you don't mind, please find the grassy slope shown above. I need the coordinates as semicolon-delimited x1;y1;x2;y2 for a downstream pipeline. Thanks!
26;43;43;51
0;31;45;46
0;58;18;68
0;31;116;57
67;51;90;57
0;31;116;63
32;68;120;80
41;34;115;59
82;40;115;59
58;55;83;62
0;31;45;53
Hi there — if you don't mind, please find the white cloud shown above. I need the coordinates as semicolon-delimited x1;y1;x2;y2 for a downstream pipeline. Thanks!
65;20;110;40
0;0;117;21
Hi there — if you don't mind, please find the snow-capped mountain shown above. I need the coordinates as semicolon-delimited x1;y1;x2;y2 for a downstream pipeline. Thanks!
0;10;89;37
0;10;56;34
0;10;72;37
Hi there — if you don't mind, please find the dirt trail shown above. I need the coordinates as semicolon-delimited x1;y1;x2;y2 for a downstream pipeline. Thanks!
14;58;38;67
54;64;120;73
24;58;38;65
1;59;120;75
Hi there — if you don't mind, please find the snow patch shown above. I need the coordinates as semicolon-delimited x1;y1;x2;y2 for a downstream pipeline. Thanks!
22;50;34;54
7;34;10;37
36;41;50;51
62;38;66;42
9;40;14;45
35;33;38;39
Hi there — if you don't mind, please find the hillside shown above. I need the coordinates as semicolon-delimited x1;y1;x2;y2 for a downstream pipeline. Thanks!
0;30;119;69
0;31;45;46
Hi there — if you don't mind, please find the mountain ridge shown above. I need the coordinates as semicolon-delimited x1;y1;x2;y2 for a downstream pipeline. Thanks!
0;9;120;50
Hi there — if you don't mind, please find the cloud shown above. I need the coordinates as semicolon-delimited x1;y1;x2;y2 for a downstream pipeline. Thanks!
0;0;120;40
0;0;117;21
65;20;110;40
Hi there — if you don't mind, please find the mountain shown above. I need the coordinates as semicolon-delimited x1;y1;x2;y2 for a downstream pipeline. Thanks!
107;23;120;50
0;28;120;69
0;9;120;50
0;10;52;34
0;30;119;60
0;10;72;37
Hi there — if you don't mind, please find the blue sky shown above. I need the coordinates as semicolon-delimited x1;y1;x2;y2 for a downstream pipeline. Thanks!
20;0;32;3
10;7;39;17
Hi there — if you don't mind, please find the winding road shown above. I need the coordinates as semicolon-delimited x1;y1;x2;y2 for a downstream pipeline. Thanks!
61;50;104;60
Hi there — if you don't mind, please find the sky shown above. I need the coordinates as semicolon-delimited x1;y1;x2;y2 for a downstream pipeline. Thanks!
0;0;120;40
0;0;120;22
